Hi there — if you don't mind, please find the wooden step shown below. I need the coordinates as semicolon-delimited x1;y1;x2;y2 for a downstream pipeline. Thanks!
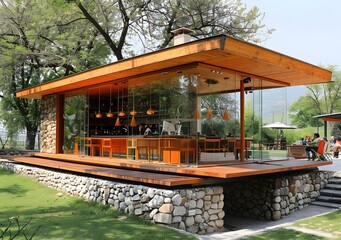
11;156;204;187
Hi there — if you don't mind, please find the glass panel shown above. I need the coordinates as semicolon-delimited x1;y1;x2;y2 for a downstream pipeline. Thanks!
63;93;87;155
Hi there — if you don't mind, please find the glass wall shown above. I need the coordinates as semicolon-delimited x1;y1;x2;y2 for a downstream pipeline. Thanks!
61;65;290;165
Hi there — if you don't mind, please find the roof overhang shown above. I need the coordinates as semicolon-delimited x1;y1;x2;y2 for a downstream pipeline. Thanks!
313;112;341;122
16;34;333;99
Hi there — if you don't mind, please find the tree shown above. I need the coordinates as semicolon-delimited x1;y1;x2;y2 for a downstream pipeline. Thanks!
73;0;273;60
289;66;341;128
0;0;271;149
0;0;108;149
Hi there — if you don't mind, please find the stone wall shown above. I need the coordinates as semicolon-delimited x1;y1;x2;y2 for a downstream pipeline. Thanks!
40;95;56;153
0;162;224;235
224;171;333;221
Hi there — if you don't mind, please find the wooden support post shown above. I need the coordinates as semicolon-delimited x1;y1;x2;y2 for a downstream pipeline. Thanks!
240;79;245;161
56;95;64;154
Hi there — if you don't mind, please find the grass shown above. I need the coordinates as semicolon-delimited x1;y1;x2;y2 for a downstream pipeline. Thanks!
244;228;327;240
293;210;341;237
243;211;341;240
251;150;288;159
0;168;197;240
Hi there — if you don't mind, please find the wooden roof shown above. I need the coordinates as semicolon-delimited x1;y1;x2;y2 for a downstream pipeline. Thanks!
16;34;332;99
314;112;341;122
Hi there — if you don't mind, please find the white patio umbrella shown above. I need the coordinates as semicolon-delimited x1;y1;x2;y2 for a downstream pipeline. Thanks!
262;122;297;149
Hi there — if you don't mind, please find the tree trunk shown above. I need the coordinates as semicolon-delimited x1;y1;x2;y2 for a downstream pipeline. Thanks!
25;125;38;150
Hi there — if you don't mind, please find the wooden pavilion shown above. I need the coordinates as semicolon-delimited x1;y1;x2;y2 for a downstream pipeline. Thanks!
13;34;333;186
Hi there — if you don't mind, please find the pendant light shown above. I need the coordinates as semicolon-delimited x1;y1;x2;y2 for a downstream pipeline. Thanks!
130;89;137;127
194;104;201;119
107;84;114;118
223;109;230;120
115;87;121;126
130;89;137;116
118;88;126;117
146;89;155;115
206;107;213;119
96;88;102;118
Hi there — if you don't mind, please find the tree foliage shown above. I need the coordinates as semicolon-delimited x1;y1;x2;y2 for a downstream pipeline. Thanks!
289;66;341;128
0;0;271;149
73;0;273;59
0;0;108;149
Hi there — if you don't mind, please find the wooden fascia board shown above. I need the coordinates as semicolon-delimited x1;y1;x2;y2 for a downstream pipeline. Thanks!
222;36;332;85
16;36;225;99
321;117;341;122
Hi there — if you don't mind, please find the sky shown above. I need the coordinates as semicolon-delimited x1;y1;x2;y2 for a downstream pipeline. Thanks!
243;0;341;68
242;0;341;123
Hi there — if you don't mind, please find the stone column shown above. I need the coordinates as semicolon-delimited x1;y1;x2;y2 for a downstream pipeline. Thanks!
40;95;57;153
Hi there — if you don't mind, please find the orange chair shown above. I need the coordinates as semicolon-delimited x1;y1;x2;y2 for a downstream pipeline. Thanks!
101;139;112;158
85;138;102;156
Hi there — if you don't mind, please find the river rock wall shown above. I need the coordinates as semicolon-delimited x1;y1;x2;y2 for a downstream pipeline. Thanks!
0;162;224;235
224;171;333;221
40;95;56;154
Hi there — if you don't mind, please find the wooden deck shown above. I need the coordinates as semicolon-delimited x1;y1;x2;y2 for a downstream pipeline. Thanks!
10;156;204;187
6;153;333;187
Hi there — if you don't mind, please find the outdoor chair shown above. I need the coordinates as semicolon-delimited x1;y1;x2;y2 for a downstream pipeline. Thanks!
311;140;333;161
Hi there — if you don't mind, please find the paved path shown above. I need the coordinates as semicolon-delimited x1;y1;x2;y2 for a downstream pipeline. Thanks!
199;205;337;240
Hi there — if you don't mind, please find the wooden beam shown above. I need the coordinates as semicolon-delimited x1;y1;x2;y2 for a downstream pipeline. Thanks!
56;95;64;154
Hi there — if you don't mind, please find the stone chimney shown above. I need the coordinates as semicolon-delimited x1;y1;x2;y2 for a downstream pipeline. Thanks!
171;27;193;46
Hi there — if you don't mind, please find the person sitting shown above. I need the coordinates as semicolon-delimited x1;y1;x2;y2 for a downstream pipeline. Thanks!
305;133;320;161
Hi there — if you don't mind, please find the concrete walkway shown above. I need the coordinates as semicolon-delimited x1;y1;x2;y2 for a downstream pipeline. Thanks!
199;205;337;240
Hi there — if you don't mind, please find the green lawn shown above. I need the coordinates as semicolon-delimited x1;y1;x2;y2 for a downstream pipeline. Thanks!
251;150;288;159
293;210;341;237
244;228;327;240
0;168;197;240
244;210;341;240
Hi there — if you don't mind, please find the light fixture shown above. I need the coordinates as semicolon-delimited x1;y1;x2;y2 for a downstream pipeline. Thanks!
130;88;137;116
146;89;155;115
223;109;230;121
118;88;126;117
243;77;252;84
194;107;201;119
96;89;102;118
130;115;137;127
107;85;114;118
206;107;213;119
130;89;137;127
115;87;121;126
245;87;254;94
205;79;219;85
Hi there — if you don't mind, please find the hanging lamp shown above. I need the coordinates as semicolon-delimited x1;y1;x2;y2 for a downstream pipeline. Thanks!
115;87;121;126
206;107;213;119
223;109;230;121
146;89;155;115
130;89;137;116
95;89;102;118
130;115;137;127
107;85;114;118
194;106;201;119
118;88;126;117
130;89;137;127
